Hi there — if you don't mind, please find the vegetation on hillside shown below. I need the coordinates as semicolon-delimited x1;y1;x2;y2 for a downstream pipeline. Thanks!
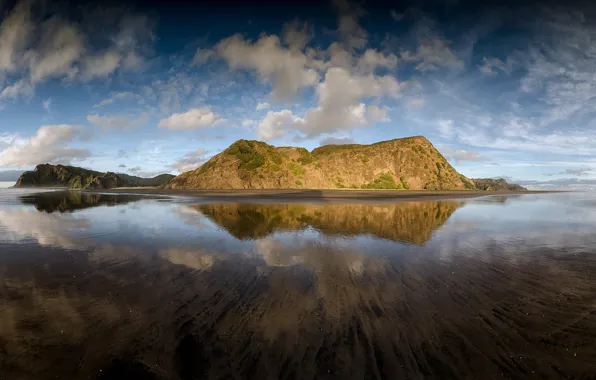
166;136;489;191
15;164;174;189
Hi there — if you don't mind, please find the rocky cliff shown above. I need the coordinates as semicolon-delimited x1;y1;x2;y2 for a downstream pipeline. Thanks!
472;178;527;191
14;164;175;189
167;136;477;190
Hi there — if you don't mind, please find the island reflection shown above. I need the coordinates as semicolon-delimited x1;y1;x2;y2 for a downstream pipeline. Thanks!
194;201;462;244
19;191;149;213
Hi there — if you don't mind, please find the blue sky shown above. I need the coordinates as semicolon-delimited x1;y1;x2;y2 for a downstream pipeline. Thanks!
0;0;594;188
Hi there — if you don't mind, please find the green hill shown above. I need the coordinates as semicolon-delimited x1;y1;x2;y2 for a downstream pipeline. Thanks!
167;136;476;190
14;164;175;190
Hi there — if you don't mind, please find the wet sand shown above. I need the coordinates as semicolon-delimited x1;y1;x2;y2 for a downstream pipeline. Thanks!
2;243;596;379
86;188;555;203
1;190;593;380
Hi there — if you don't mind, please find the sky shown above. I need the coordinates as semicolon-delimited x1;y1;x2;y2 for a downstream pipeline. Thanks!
0;0;594;189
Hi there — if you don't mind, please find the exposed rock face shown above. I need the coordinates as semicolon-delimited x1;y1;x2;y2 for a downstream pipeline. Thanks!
167;136;477;190
14;164;175;189
472;178;528;191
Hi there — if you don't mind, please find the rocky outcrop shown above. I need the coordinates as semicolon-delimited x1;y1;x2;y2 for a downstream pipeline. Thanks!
472;178;527;191
15;164;175;189
167;136;477;190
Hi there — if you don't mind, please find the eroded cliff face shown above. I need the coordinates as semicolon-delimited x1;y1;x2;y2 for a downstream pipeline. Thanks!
167;136;477;190
14;164;174;189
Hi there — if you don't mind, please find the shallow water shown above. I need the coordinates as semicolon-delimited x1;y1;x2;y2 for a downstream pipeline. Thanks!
1;190;596;379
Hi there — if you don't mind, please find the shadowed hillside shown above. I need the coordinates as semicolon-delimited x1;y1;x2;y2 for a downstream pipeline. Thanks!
14;164;174;189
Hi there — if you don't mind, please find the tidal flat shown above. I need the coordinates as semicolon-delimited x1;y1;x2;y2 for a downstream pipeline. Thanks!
0;189;595;379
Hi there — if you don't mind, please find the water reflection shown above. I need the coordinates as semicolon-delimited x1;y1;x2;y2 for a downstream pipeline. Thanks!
1;191;596;378
196;201;462;244
19;191;149;213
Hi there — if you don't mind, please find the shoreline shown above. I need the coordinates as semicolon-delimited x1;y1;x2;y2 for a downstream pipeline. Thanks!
72;188;561;204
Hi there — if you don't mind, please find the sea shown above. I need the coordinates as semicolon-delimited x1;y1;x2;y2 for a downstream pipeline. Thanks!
0;188;595;379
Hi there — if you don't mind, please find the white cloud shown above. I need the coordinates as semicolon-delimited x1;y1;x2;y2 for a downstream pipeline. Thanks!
28;19;84;83
256;102;270;110
0;79;33;99
257;67;401;139
157;107;220;131
0;4;155;97
319;136;356;145
87;113;148;131
0;1;33;73
438;146;488;162
0;125;91;168
241;119;255;128
80;50;121;79
355;49;398;74
257;110;302;140
192;48;214;65
366;104;390;122
211;33;320;100
168;148;210;173
282;20;313;51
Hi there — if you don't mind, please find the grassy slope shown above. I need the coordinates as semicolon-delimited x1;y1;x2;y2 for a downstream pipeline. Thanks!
167;136;476;190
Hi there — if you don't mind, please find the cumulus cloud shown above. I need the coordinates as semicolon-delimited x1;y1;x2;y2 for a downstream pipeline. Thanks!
87;113;148;131
157;107;220;131
80;50;121;80
0;125;91;168
168;148;211;173
118;164;126;168
241;119;255;128
257;67;400;140
366;104;390;122
28;19;84;83
212;33;319;100
0;2;155;98
439;146;488;162
256;102;270;110
319;136;356;145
